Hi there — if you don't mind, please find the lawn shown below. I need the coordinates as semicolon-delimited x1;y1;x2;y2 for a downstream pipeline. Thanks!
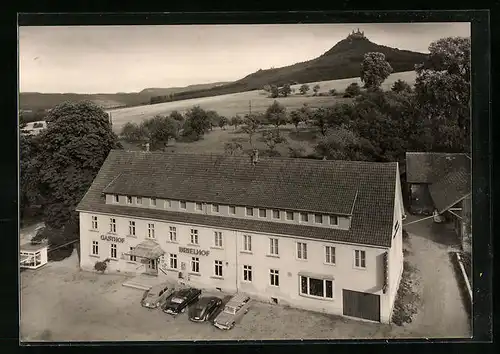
107;71;416;133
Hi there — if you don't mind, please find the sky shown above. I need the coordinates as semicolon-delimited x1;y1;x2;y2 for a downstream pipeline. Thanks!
19;23;470;94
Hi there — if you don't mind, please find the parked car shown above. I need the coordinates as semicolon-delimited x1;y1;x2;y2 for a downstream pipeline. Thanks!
188;296;223;322
162;288;201;315
141;282;175;309
213;293;251;330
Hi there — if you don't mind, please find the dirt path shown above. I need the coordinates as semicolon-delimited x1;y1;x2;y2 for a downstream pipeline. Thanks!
403;218;471;338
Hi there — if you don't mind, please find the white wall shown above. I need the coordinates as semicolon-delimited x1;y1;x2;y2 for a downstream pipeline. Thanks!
79;211;393;322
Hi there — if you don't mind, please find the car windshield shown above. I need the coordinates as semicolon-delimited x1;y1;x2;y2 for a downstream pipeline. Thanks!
147;293;156;297
224;306;236;314
171;297;184;304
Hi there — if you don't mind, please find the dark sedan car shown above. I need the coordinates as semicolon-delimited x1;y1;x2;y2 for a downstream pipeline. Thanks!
162;288;201;316
188;296;223;322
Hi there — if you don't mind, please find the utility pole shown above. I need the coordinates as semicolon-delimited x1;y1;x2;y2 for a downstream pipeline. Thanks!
109;112;113;128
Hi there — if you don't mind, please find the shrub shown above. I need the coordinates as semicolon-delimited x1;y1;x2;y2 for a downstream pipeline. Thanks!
94;258;111;273
402;229;409;240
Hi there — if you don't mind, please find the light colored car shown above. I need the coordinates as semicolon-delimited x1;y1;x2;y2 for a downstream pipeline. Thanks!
141;282;174;309
213;293;251;330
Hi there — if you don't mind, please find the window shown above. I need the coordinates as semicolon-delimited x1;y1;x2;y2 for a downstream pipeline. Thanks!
113;195;119;203
110;244;117;259
325;246;336;264
129;221;136;236
212;204;219;213
91;216;98;230
315;214;323;224
246;207;254;216
300;212;309;222
169;226;177;242
229;206;236;215
129;247;136;262
259;208;267;218
169;254;178;269
191;257;200;273
195;202;203;211
147;223;155;238
329;215;338;225
286;211;294;221
214;231;223;248
297;242;308;260
243;235;252;252
355;250;366;268
243;265;253;282
300;276;333;299
180;201;187;209
165;200;172;208
136;197;142;204
190;229;199;244
272;210;280;219
150;198;156;206
270;269;279;286
110;218;116;233
126;196;132;204
92;241;99;256
269;238;279;255
214;260;223;277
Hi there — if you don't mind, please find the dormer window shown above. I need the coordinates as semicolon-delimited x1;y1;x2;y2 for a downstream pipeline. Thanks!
196;202;203;211
246;207;254;216
315;214;323;224
180;201;187;209
136;197;142;204
259;208;267;218
126;196;132;204
272;210;280;219
300;212;309;222
150;198;156;206
113;195;119;203
212;204;219;213
329;215;338;225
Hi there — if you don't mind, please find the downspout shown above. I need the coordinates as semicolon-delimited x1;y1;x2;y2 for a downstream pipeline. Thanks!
235;230;239;293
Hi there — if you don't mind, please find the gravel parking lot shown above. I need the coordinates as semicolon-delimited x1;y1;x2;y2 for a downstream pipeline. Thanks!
21;252;427;341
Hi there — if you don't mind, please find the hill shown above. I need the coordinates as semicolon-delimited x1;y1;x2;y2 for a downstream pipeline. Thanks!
19;82;230;111
152;31;428;103
107;71;416;134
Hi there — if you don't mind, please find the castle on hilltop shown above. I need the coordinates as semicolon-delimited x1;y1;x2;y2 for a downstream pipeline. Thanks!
347;28;366;40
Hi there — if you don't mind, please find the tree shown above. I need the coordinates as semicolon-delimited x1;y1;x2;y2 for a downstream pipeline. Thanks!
34;101;122;247
206;110;220;131
144;115;180;150
224;141;243;156
279;84;292;97
20;134;43;218
121;122;147;142
264;101;287;129
289;110;303;131
391;79;412;94
329;88;337;96
313;84;321;95
310;107;330;136
314;128;377;161
344;82;362;97
270;85;279;98
261;129;287;154
218;116;229;130
414;36;471;152
299;84;310;95
183;106;212;140
230;115;242;129
360;52;393;90
241;113;262;148
169;110;184;122
263;84;272;93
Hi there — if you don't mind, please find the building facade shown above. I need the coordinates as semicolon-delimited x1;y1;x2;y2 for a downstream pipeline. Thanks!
78;150;405;323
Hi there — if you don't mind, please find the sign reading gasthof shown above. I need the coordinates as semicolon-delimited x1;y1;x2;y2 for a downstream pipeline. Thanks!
178;246;210;256
100;235;125;243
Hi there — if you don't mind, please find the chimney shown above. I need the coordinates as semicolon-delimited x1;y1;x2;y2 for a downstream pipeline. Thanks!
145;142;150;152
251;149;259;165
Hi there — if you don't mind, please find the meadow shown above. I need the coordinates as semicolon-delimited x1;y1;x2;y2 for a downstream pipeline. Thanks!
107;71;416;134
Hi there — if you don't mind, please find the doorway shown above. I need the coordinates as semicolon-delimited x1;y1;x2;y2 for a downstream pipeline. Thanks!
145;258;158;276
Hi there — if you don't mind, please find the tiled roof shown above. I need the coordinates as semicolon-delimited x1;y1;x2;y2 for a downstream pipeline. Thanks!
428;167;471;213
405;152;470;184
77;150;399;248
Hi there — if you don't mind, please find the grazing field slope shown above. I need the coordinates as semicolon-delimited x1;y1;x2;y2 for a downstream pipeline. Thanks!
108;70;416;133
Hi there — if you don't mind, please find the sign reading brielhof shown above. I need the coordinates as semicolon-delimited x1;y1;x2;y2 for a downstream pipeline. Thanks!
100;235;125;243
178;246;210;256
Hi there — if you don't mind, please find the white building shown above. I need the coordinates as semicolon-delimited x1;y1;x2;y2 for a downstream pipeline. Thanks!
21;120;47;136
77;150;405;323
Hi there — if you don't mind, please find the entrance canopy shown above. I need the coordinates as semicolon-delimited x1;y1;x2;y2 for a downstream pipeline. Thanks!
124;239;165;259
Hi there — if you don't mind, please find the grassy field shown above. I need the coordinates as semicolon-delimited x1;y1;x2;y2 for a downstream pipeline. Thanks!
120;124;320;157
108;71;416;134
